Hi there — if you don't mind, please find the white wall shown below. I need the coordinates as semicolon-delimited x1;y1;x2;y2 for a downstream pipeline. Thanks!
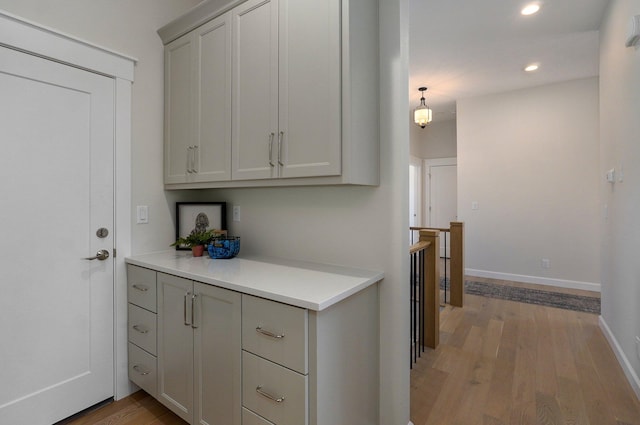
410;117;457;159
0;0;202;255
457;78;601;290
599;0;640;397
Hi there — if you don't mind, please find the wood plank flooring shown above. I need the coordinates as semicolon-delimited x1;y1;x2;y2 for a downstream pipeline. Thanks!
60;391;186;425
411;290;640;425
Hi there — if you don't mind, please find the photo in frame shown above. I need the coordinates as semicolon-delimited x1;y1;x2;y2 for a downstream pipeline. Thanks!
175;202;227;250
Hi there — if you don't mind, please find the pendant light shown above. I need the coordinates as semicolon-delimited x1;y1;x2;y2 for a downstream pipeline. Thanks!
414;87;432;128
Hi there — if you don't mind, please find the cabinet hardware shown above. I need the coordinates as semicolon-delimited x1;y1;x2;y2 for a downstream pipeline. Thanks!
278;131;284;166
132;284;148;292
255;326;285;339
184;292;192;326
192;145;199;173
132;325;149;334
256;385;285;403
186;146;193;174
191;293;198;328
268;133;275;167
132;364;150;376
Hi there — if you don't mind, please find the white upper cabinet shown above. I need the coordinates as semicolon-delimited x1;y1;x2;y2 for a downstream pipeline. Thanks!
164;12;232;184
159;0;379;188
231;0;279;180
164;34;194;184
277;0;341;179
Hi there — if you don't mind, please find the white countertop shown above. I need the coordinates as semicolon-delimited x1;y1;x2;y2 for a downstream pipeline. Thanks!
125;251;384;311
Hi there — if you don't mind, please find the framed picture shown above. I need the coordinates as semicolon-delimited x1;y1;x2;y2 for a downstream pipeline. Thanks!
175;202;227;250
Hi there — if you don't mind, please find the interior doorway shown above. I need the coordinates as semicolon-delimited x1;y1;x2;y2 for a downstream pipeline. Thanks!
425;157;457;257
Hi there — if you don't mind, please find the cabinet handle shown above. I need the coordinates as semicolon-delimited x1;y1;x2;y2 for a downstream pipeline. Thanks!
255;326;285;339
256;386;285;403
278;131;284;166
191;293;198;329
184;292;192;326
192;145;199;173
132;324;149;334
132;284;148;292
268;133;275;167
186;146;193;174
132;364;150;376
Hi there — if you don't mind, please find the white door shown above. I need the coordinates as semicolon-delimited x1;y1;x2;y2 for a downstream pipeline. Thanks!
0;46;115;425
426;158;457;257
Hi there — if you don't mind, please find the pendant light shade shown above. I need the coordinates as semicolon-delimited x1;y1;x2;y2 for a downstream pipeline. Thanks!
414;87;432;128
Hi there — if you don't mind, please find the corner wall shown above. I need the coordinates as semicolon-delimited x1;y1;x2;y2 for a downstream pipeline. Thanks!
410;118;457;159
598;0;640;397
457;78;601;291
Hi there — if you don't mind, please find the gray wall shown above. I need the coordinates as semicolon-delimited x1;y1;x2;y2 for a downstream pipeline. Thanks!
599;0;640;396
457;78;601;290
410;117;457;159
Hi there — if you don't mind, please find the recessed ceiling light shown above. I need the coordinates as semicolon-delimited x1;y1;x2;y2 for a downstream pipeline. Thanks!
521;3;541;15
524;64;539;72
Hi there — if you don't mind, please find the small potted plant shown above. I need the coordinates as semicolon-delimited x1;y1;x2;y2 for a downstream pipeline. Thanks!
171;229;217;257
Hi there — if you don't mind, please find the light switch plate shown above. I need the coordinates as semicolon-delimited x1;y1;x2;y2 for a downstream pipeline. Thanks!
136;205;148;224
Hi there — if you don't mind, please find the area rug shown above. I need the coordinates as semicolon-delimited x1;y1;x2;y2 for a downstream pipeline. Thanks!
440;279;601;314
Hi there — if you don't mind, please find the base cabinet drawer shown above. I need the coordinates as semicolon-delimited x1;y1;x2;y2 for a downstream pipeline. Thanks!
243;408;276;425
127;265;157;312
242;295;308;374
128;303;157;355
128;342;157;398
242;351;307;425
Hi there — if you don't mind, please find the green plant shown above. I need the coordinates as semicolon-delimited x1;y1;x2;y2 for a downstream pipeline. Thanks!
171;229;219;248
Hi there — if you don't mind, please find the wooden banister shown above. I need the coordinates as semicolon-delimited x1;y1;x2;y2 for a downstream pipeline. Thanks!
420;229;440;349
409;240;431;255
449;222;465;307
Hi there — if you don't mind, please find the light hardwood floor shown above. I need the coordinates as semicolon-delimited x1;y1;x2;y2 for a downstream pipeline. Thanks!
60;391;186;425
411;290;640;425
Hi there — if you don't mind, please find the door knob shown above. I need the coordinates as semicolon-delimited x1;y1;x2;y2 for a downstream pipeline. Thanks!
84;249;110;261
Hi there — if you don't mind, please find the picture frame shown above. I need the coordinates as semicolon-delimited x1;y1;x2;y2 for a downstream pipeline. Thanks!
175;202;227;250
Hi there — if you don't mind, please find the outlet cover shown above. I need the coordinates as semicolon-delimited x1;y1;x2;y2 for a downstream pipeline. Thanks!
542;258;550;269
233;205;241;222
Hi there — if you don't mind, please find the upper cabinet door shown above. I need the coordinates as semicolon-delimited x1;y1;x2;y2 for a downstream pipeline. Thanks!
232;0;279;180
193;12;233;182
278;0;341;178
164;33;195;184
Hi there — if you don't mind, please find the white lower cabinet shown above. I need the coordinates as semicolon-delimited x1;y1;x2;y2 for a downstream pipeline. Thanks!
156;272;241;425
127;263;379;425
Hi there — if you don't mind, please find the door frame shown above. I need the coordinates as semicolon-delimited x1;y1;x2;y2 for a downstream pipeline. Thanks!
1;11;136;400
424;157;457;227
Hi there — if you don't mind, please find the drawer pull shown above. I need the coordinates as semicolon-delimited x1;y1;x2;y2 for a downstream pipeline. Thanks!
132;284;149;292
255;326;285;339
132;364;150;376
256;385;285;403
132;324;149;334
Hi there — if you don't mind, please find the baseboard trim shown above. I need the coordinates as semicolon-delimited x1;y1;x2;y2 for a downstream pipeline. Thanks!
599;316;640;400
465;268;601;293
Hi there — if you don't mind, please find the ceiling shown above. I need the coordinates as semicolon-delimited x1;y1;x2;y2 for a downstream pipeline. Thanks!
409;0;611;121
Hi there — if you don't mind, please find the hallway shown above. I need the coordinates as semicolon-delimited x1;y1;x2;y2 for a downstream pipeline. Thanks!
410;290;640;424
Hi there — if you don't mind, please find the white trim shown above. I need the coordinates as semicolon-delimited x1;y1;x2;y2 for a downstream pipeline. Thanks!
0;10;136;81
599;317;640;401
114;78;135;400
424;156;457;167
466;268;601;292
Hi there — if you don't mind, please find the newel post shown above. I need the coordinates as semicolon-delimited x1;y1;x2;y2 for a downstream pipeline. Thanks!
420;229;440;349
450;222;465;307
